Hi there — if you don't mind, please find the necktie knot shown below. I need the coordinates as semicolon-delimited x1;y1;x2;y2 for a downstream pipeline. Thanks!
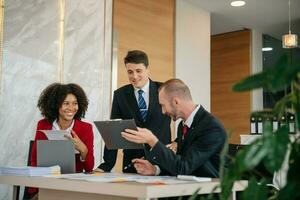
182;125;188;138
138;89;144;95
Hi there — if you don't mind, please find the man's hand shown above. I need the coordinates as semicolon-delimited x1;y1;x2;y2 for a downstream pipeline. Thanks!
93;168;104;173
132;158;156;176
166;141;177;153
121;127;158;147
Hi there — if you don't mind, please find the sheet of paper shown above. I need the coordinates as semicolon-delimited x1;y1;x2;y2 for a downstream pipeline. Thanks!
50;172;206;184
38;130;71;140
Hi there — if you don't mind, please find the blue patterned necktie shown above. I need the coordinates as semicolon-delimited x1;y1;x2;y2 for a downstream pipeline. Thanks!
138;89;148;122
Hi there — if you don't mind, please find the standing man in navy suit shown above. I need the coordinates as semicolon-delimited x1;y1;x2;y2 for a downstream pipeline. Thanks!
97;50;171;173
122;79;226;177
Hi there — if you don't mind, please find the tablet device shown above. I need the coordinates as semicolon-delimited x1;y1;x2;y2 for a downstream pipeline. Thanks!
94;119;143;150
37;140;76;174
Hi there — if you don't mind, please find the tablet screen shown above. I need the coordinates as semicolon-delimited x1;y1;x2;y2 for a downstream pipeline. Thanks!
94;119;143;149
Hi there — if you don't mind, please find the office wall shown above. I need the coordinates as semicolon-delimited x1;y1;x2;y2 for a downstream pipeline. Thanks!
175;0;211;111
113;0;175;87
251;30;263;111
211;30;251;144
0;0;112;199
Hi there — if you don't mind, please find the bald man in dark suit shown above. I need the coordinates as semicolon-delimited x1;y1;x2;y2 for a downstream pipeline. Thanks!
122;78;226;177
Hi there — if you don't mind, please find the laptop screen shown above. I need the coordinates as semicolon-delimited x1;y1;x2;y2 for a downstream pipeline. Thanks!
37;140;75;174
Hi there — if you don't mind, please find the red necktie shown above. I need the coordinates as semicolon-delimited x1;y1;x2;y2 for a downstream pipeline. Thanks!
182;125;188;138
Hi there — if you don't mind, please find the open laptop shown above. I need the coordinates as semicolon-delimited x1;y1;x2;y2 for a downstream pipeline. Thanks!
94;119;143;150
37;140;75;174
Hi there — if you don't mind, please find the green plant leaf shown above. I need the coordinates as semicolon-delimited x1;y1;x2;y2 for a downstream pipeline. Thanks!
241;177;268;200
186;188;200;200
237;139;268;171
287;141;300;182
273;93;297;117
233;55;300;92
232;71;268;92
277;142;300;200
263;126;290;172
293;80;300;132
220;167;238;200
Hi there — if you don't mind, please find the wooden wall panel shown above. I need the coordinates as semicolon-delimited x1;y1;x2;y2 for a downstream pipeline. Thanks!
112;0;175;172
211;30;251;144
114;0;174;87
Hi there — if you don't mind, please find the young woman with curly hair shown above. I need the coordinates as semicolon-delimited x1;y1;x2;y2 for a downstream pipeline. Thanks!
28;83;94;197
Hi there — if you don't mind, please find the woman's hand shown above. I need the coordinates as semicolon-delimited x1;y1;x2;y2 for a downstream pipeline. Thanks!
65;130;88;160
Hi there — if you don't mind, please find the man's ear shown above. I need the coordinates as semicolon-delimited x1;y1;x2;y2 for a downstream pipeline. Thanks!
173;97;179;105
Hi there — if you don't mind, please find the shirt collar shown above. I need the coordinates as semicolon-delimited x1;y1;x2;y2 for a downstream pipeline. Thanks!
134;79;150;94
52;119;75;132
183;104;200;128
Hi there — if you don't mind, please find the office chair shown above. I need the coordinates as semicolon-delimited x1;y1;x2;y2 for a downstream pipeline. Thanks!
15;140;34;200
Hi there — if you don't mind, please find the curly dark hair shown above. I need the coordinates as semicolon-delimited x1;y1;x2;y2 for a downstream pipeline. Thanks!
37;83;89;123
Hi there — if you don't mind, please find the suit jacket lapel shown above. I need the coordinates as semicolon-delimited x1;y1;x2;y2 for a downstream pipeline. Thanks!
180;106;205;152
181;126;197;151
124;79;157;123
177;122;184;154
146;79;158;122
125;85;141;121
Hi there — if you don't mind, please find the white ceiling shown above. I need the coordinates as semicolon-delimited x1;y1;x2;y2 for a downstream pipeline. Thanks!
187;0;300;39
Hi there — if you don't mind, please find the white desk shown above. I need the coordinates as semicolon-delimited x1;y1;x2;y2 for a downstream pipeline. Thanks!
0;175;247;200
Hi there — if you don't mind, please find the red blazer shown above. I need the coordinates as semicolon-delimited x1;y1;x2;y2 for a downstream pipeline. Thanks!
30;119;94;172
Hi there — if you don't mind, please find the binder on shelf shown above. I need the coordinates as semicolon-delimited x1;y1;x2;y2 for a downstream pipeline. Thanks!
272;116;279;133
280;116;287;127
257;117;263;134
288;113;295;134
250;115;257;134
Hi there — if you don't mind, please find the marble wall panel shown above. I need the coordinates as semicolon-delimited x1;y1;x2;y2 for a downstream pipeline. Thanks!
0;0;112;199
0;0;60;199
63;0;112;169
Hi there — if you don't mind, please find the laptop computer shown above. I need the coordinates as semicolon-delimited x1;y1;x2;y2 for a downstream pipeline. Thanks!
94;119;143;150
37;140;76;174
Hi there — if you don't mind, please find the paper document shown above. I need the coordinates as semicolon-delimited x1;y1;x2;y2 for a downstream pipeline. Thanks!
177;175;212;182
0;165;61;176
39;130;71;140
50;172;207;184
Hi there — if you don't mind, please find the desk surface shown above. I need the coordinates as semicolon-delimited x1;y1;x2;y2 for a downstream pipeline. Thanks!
0;175;247;199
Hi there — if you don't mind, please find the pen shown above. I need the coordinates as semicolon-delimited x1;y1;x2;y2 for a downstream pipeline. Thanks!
123;156;145;170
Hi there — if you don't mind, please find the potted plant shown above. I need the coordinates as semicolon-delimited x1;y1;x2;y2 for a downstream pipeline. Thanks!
188;54;300;200
222;53;300;200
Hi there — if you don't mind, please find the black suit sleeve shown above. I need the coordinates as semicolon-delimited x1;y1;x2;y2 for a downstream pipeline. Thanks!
145;126;225;176
98;91;120;172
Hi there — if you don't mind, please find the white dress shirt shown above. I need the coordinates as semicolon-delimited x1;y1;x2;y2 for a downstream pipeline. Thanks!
134;79;150;109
